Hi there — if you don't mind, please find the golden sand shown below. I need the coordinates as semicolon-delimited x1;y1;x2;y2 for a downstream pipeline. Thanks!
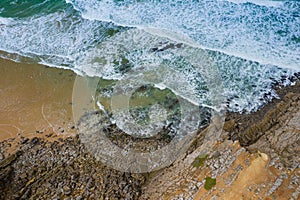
0;58;76;141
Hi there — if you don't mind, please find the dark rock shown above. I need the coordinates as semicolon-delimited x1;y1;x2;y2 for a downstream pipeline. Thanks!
45;133;53;137
20;137;29;144
30;137;40;145
0;166;13;187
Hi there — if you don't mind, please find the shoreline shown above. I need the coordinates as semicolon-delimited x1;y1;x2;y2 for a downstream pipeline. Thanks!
0;58;299;199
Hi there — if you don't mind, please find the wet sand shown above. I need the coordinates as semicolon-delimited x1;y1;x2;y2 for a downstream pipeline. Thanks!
0;58;76;142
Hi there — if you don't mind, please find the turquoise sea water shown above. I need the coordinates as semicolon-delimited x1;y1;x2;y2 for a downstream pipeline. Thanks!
0;0;299;113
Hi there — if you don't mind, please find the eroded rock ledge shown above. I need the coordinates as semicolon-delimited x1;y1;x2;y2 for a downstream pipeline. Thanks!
225;82;300;168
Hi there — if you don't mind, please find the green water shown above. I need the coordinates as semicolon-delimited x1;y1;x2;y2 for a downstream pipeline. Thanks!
95;78;182;126
0;0;68;18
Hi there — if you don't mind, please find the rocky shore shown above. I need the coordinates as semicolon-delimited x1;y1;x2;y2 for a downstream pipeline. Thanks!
141;82;300;199
0;136;145;200
0;82;299;199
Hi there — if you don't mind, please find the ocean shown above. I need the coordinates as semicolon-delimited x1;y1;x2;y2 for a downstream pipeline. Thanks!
0;0;299;113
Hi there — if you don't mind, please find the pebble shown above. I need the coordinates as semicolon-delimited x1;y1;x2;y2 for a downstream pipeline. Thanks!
75;195;83;200
63;185;71;195
30;137;40;145
20;137;29;144
213;162;219;169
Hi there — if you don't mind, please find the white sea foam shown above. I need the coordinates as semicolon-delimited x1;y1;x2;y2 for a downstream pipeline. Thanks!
68;0;300;71
0;10;116;69
77;28;296;113
227;0;284;7
0;17;13;25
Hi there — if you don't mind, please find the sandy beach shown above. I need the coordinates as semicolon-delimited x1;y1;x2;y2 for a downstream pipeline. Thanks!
0;58;76;144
